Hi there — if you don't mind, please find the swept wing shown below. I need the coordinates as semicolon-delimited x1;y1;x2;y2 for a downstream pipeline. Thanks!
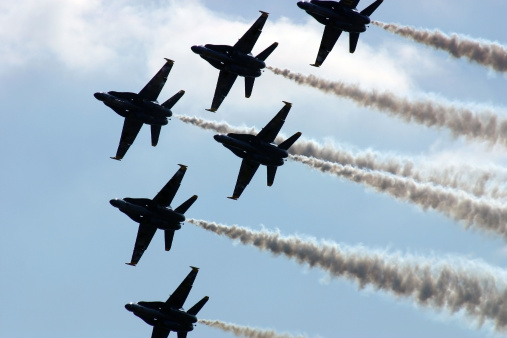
112;117;144;160
153;165;188;207
233;11;269;54
312;25;342;67
229;159;260;200
138;59;174;102
256;101;292;143
165;267;200;310
207;70;238;112
127;222;157;266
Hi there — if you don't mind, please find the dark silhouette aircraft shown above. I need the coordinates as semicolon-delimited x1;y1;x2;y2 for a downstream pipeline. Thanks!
125;266;209;338
94;59;184;160
297;0;383;67
214;101;301;199
191;11;278;112
110;165;197;265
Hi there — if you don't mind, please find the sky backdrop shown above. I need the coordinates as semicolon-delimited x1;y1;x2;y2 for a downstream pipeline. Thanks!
2;0;507;337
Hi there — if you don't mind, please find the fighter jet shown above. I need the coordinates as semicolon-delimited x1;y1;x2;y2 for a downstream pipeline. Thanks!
297;0;383;67
94;59;184;160
125;266;209;338
214;101;301;200
110;165;197;265
191;11;278;112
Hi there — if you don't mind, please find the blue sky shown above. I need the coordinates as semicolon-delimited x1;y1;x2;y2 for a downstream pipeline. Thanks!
2;0;507;337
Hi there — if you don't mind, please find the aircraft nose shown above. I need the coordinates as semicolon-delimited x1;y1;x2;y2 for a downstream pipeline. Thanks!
297;1;309;9
125;303;134;312
213;134;223;142
191;45;201;54
109;199;122;208
94;92;106;101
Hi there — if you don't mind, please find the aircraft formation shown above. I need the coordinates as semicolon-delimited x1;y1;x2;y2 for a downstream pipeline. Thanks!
93;1;386;337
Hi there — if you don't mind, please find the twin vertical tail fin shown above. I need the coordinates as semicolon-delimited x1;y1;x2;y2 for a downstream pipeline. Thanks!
256;42;279;61
187;296;209;316
162;90;185;110
267;166;277;187
360;0;383;17
164;230;175;251
278;132;302;150
349;32;360;53
174;195;198;214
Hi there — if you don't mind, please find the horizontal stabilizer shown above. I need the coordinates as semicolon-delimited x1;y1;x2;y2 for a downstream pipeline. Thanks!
165;230;175;251
187;296;209;316
151;125;161;147
349;32;360;53
267;166;277;187
245;77;255;98
162;90;185;110
360;0;383;16
278;132;302;150
256;42;278;61
174;195;198;214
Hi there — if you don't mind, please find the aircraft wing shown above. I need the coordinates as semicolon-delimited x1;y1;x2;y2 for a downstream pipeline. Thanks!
229;159;260;200
208;70;238;112
338;0;361;9
256;101;292;143
233;11;269;54
127;222;157;266
151;326;171;338
165;267;200;310
138;59;174;102
153;165;188;207
312;25;342;67
113;117;144;160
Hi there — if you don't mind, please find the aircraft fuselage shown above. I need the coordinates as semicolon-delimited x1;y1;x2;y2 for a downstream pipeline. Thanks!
191;44;264;77
298;1;369;32
110;198;184;230
94;91;171;126
125;303;195;332
214;133;287;166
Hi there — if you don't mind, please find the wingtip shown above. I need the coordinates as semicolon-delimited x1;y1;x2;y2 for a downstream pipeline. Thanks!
227;196;238;200
190;266;200;271
178;89;185;94
205;108;217;113
125;262;137;266
259;10;269;17
178;163;188;170
282;100;292;106
164;58;175;64
110;156;122;161
310;63;321;68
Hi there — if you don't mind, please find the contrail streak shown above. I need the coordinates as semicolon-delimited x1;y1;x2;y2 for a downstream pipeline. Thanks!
175;114;507;199
199;319;306;338
372;21;507;73
292;154;507;239
266;67;507;148
189;219;507;331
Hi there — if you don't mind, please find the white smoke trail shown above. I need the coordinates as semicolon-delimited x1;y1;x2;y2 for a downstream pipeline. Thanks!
189;219;507;331
175;114;507;199
266;67;507;148
372;21;507;73
199;319;306;338
291;154;507;239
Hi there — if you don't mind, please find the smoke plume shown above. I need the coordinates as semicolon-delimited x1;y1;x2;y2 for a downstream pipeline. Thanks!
189;219;507;331
199;319;306;338
291;154;507;239
175;114;507;199
266;67;507;148
372;21;507;73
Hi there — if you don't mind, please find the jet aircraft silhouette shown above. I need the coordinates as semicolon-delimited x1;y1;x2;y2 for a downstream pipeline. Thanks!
110;165;197;265
191;11;278;112
214;101;301;199
94;59;184;160
125;266;209;338
297;0;383;67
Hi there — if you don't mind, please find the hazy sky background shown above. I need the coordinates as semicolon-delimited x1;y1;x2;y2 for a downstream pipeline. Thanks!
2;0;507;337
